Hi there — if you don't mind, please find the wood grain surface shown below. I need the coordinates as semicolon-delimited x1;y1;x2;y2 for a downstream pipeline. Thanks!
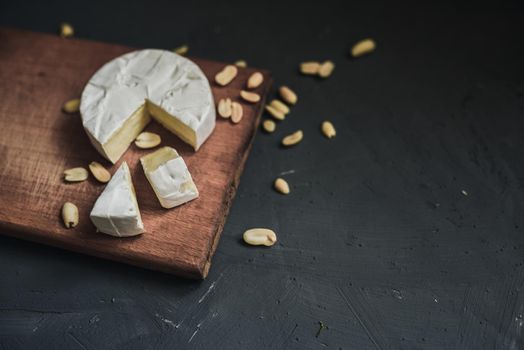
0;28;272;279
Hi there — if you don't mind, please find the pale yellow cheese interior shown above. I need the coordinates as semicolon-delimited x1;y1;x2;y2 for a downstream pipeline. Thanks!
87;105;151;163
91;102;198;164
141;146;179;173
146;101;197;148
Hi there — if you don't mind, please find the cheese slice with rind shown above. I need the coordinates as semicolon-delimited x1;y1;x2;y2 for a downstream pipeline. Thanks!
90;162;144;237
140;147;199;209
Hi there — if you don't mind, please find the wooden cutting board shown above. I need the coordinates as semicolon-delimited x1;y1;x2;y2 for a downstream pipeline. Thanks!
0;28;272;279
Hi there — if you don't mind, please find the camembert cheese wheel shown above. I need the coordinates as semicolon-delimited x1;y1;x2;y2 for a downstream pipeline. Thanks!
80;49;215;163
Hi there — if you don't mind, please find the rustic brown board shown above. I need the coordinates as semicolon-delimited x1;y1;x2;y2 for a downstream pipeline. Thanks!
0;28;272;279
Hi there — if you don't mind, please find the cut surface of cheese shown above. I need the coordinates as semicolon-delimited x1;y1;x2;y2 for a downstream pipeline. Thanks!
90;162;145;237
140;147;199;209
80;49;216;163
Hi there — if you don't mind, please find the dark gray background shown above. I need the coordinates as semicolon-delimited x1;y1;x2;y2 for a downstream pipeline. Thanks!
1;1;524;349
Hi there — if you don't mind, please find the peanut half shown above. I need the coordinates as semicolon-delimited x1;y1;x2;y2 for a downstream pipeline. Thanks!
235;60;247;68
231;102;243;123
218;98;232;118
62;98;80;114
318;60;335;78
321;121;336;138
351;38;376;57
269;99;290;115
243;228;277;247
279;86;297;105
265;105;285;121
274;178;290;194
247;72;264;89
60;23;74;38
282;130;303;146
62;202;79;228
240;90;261;103
135;132;161;149
215;65;238;86
173;45;189;55
64;167;89;182
262;119;276;133
300;61;321;75
89;161;111;183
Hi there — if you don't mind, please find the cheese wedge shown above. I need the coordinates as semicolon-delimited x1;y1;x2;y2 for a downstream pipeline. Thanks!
90;162;144;237
140;147;199;208
80;49;216;163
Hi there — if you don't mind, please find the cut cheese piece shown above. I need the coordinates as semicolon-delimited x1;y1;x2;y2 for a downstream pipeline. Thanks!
140;147;199;209
80;49;216;163
90;162;144;237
